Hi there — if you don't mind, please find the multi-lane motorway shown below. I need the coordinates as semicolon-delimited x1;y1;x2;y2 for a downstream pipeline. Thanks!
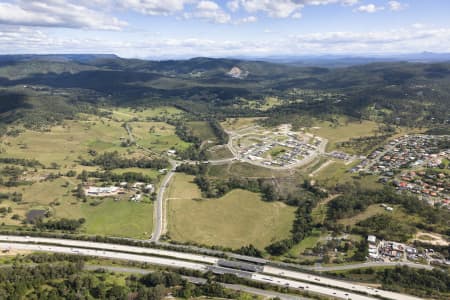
0;235;424;300
0;242;207;271
0;235;218;264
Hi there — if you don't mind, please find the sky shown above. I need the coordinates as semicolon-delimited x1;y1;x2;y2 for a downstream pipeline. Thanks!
0;0;450;58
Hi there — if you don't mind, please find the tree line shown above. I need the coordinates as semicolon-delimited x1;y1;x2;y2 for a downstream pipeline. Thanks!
80;151;169;170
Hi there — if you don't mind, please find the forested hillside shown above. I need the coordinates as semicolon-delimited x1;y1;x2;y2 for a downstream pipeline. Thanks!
0;55;449;133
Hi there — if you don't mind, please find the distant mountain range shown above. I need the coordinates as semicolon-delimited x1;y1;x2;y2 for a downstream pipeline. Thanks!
0;54;119;64
231;52;450;67
1;52;450;68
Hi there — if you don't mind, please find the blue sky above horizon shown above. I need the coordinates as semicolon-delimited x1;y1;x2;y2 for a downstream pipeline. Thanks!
0;0;449;58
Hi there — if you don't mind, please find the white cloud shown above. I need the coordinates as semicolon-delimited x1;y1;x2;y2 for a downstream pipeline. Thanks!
412;23;425;29
355;4;384;13
3;25;450;58
237;0;304;18
197;0;220;11
303;0;358;6
119;0;194;16
388;1;407;11
0;0;126;30
228;0;359;19
227;0;240;11
234;16;258;24
185;1;231;23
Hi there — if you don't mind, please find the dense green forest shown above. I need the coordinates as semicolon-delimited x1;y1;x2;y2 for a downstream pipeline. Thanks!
0;55;449;132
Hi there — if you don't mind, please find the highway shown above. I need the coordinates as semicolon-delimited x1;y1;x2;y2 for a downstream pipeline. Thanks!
263;266;423;300
308;261;433;272
0;242;207;271
0;235;219;264
0;241;371;300
252;273;375;300
0;237;426;300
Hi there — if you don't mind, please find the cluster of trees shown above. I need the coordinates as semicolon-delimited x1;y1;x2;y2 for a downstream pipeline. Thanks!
80;151;169;170
413;241;450;260
208;119;229;144
193;175;261;198
379;266;449;298
0;251;245;300
170;121;208;160
78;170;155;184
0;192;22;203
329;265;449;298
193;174;295;203
355;214;416;242
265;199;316;256
336;133;393;155
326;187;450;236
327;188;395;220
35;218;86;231
172;122;201;145
175;163;208;175
0;262;85;299
0;157;43;167
235;244;263;258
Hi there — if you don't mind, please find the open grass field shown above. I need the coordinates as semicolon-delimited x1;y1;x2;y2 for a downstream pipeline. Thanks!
0;178;78;226
167;173;296;249
221;117;264;131
109;106;184;122
130;121;191;153
337;204;422;227
288;228;323;256
314;161;381;189
244;96;284;111
187;121;218;142
111;168;161;180
309;117;427;154
0;107;184;238
228;162;288;178
0;109;187;171
81;200;153;239
206;146;234;160
0;177;153;238
309;119;379;152
0;119;126;167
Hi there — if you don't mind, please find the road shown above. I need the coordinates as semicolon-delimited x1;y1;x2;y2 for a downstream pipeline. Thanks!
308;261;433;272
252;273;376;300
0;242;207;271
0;242;369;300
0;235;219;264
0;237;425;300
263;266;423;300
361;139;401;171
124;122;135;144
151;160;177;242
